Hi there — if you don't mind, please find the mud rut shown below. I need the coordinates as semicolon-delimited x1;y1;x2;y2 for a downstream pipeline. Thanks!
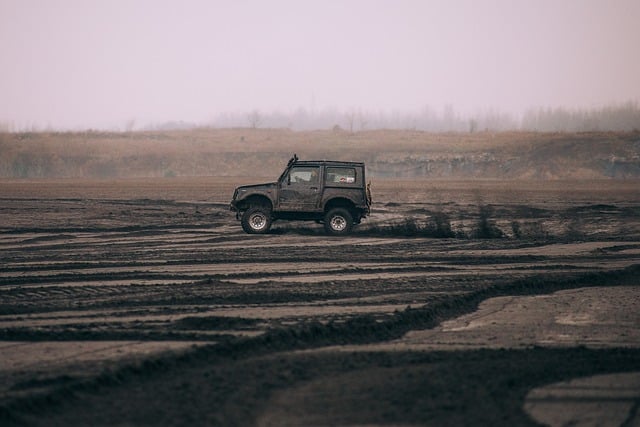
1;180;640;426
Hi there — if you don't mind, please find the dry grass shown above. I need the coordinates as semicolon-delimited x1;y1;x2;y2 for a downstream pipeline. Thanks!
1;128;639;179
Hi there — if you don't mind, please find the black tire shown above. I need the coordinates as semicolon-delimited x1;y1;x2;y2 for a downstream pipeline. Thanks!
241;207;272;234
324;208;353;235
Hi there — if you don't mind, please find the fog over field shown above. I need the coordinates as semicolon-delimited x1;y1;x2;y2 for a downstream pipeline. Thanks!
1;0;639;131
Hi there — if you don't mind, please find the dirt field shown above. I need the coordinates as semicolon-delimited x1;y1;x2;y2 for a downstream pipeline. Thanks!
1;177;640;426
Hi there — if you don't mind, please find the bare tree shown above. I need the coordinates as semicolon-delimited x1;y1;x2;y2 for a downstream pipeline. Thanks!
358;109;368;131
124;118;136;133
247;110;262;129
345;109;356;133
469;119;478;133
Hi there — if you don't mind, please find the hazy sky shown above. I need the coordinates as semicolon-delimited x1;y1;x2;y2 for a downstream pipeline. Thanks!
1;0;639;129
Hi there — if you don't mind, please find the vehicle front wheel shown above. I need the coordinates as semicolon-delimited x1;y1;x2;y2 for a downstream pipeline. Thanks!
241;207;272;234
324;208;353;235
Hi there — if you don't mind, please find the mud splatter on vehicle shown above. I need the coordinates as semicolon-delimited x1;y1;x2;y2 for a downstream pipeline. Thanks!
230;155;371;235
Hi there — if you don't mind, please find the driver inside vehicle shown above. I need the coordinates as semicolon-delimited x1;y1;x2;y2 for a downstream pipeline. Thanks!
290;168;319;184
309;169;318;183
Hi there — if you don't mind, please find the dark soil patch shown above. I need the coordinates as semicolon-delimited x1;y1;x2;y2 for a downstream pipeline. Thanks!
4;348;640;426
172;316;260;331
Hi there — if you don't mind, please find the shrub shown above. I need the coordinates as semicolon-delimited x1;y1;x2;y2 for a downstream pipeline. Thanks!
511;220;549;239
472;205;504;239
425;211;456;238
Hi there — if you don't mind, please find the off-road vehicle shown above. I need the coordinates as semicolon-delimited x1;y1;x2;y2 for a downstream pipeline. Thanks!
230;154;371;235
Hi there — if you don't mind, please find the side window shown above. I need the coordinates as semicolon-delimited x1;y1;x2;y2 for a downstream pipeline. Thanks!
325;167;356;184
288;166;319;184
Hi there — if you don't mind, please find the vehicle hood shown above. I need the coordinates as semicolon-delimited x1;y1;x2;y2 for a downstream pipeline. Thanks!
231;182;277;200
234;182;276;192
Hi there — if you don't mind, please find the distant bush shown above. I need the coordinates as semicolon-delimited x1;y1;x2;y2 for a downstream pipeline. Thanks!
472;205;504;239
426;212;456;238
511;220;549;240
364;211;457;238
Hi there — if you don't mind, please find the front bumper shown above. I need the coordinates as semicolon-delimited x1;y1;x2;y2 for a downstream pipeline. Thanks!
229;201;240;220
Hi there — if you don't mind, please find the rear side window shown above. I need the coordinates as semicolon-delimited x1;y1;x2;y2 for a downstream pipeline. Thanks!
325;167;356;184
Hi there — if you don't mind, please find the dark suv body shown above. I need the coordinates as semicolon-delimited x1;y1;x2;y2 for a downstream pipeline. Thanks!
230;155;371;235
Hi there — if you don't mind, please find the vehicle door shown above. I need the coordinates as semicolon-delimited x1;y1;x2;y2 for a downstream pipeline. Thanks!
278;165;322;211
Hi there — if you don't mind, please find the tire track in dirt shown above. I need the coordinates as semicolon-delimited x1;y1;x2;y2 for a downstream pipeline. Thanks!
2;186;640;425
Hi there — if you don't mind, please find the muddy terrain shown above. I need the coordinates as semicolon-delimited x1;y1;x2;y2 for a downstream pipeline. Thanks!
1;178;639;426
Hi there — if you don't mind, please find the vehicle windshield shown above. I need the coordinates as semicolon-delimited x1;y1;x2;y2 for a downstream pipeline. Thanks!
278;155;299;183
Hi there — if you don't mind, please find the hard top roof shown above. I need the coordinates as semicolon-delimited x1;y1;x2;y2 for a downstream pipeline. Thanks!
292;160;365;167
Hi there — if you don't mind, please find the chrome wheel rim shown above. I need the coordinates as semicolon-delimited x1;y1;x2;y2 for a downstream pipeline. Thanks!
250;213;267;230
330;215;347;231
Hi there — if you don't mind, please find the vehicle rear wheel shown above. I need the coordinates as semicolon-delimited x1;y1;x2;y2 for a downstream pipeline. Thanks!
241;207;272;234
324;208;353;235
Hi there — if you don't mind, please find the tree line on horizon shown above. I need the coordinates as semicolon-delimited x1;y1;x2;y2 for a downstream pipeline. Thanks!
215;101;640;134
1;101;639;134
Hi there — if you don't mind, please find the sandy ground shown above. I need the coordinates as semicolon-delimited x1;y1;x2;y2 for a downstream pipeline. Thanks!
353;285;640;351
1;178;640;426
525;372;640;427
334;285;640;426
